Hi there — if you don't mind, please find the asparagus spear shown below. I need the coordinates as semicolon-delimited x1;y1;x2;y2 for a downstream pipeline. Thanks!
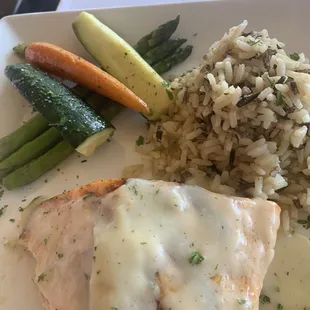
86;93;124;120
153;45;193;74
0;127;62;179
0;114;49;162
3;141;74;190
143;38;187;66
70;84;92;98
133;15;180;56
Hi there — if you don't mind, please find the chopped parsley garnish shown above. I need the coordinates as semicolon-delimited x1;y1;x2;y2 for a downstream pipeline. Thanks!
237;299;246;305
140;242;147;245
84;273;90;280
297;219;307;224
18;207;24;212
188;251;204;265
131;184;138;195
266;75;275;88
259;294;271;304
0;205;8;217
297;215;310;229
166;89;174;100
275;286;280;292
277;303;284;310
136;135;144;146
111;307;118;310
247;39;262;46
57;252;64;259
0;189;4;200
38;272;47;282
82;193;94;200
289;53;300;61
276;91;284;106
161;80;170;87
9;218;15;223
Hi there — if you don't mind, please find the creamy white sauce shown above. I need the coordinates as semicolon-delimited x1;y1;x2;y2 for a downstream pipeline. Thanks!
89;179;280;310
262;229;310;310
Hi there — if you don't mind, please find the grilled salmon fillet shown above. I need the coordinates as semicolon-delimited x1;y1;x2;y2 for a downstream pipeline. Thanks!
19;178;125;310
19;178;280;310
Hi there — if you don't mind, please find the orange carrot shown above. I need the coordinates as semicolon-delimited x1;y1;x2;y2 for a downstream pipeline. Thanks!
23;42;149;114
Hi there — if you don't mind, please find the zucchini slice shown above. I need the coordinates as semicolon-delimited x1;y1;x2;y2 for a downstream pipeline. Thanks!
5;63;115;156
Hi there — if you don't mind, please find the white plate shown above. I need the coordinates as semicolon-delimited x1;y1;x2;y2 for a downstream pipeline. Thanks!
0;0;310;309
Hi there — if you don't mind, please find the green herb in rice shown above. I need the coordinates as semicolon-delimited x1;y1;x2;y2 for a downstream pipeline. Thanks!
289;52;300;61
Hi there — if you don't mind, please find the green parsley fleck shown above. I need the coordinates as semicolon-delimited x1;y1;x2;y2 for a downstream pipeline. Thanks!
43;238;48;245
82;193;94;200
136;135;144;146
237;299;246;305
276;91;284;106
84;273;90;280
9;218;15;223
277;303;284;310
18;207;24;212
140;242;147;245
297;219;307;224
111;307;118;310
259;294;271;304
131;184;138;195
275;286;280;292
289;53;300;61
0;189;4;200
155;189;160;194
161;80;170;87
266;75;275;88
166;89;174;100
188;251;205;265
57;252;64;259
0;205;8;217
247;39;262;46
297;215;310;229
38;272;46;282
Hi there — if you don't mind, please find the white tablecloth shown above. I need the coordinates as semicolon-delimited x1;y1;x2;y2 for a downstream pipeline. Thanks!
57;0;203;11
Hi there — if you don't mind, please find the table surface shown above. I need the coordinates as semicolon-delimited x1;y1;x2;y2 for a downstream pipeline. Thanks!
57;0;204;11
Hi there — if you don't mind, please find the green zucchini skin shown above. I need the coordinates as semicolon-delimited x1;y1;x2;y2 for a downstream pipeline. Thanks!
4;63;114;151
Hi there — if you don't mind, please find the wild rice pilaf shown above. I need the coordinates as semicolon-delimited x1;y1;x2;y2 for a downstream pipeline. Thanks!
135;21;310;232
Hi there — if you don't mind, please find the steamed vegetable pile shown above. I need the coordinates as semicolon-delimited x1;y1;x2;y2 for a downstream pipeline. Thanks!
0;12;193;190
